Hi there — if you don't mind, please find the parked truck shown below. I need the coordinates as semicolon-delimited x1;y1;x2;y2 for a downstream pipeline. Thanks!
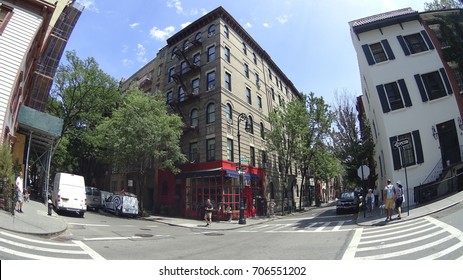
51;173;86;217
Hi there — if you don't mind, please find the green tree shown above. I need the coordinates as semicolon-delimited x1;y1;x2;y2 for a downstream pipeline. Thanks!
424;0;462;10
46;50;122;180
93;87;187;212
0;143;15;211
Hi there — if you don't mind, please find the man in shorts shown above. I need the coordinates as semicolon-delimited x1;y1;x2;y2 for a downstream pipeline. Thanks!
383;179;396;221
16;170;24;213
204;199;213;226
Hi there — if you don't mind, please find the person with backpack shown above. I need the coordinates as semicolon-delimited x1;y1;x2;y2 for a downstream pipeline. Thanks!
394;181;404;220
383;179;396;222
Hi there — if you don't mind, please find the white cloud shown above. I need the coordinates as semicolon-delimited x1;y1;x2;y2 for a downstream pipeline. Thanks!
245;22;253;29
262;22;270;28
121;45;128;53
76;0;98;12
180;22;191;29
136;44;147;63
149;26;175;40
129;22;140;29
122;58;133;67
276;14;289;24
167;0;183;14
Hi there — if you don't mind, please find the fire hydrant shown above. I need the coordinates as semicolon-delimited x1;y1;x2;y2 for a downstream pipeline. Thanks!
47;195;53;216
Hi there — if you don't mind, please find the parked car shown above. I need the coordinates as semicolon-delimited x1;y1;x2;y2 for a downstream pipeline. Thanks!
336;191;361;214
103;193;139;218
85;186;101;211
51;173;86;217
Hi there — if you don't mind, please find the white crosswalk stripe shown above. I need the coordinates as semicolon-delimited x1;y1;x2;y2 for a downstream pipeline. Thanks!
342;217;463;260
0;230;105;260
238;220;354;233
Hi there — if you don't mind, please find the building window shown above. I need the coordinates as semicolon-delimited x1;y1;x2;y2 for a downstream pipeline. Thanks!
250;147;255;166
226;103;233;123
224;25;229;38
207;45;215;62
376;79;412;113
225;72;232;91
171;47;177;60
278;95;282;106
192;78;200;95
208;24;216;37
168;67;175;83
397;31;434;56
0;5;13;36
178;87;185;102
193;53;201;66
189;142;198;163
253;53;257;64
362;40;395;65
206;138;216;161
207;103;215;124
166;91;173;104
271;88;275;100
255;73;260;86
181;61;188;74
242;42;247;55
207;71;215;91
257;96;262;111
268;69;272;80
390;131;424;170
227;139;234;161
243;63;249;78
260;122;265;139
190;109;198;127
417;70;449;101
224;46;230;63
246;87;252;105
195;32;202;41
183;39;189;51
248;115;254;134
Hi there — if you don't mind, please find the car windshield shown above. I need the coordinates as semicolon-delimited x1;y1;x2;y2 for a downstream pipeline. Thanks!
341;192;355;199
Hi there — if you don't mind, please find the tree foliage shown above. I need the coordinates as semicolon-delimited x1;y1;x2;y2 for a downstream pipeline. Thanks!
424;0;462;10
93;87;187;209
46;50;122;177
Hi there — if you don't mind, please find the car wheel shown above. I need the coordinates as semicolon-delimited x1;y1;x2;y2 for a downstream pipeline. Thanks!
115;208;120;216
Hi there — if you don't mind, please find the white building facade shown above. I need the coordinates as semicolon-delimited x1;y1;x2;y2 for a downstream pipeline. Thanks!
349;8;463;206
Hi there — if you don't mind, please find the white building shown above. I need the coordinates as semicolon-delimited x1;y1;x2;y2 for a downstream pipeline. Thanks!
349;8;463;206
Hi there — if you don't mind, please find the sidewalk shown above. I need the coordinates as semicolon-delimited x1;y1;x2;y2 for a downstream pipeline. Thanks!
1;191;462;235
357;190;463;226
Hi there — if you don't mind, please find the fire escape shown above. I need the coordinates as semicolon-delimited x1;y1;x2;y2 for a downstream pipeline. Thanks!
168;38;202;131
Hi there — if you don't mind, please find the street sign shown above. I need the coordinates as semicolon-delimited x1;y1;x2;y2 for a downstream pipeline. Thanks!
357;165;370;180
393;139;409;149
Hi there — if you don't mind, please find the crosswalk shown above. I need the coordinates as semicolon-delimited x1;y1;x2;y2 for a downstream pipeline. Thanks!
342;216;463;260
237;220;355;233
0;230;105;260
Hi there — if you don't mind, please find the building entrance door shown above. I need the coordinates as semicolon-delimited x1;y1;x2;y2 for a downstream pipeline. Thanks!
437;119;461;167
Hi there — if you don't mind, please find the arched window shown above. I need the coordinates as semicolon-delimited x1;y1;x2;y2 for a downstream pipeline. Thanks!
178;87;185;102
226;103;232;122
248;115;254;134
260;122;265;139
224;25;229;38
207;103;216;124
208;24;216;37
171;47;177;59
190;109;198;127
183;39;189;50
195;32;202;41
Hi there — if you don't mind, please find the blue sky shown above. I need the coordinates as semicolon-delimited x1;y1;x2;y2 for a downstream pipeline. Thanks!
68;0;427;105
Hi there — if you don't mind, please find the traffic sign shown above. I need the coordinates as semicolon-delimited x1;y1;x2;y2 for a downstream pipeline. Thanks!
393;139;409;149
357;165;370;180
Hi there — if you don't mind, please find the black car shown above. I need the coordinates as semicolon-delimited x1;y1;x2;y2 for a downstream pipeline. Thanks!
336;191;361;214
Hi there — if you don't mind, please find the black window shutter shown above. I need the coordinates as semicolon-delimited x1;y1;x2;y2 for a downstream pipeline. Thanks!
376;85;390;113
398;79;412;107
381;39;395;60
439;68;453;95
397;35;410;56
414;74;429;102
362;44;375;65
390;136;402;170
412;130;424;164
420;30;435;50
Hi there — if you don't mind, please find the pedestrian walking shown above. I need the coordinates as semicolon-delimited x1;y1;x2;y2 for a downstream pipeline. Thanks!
204;198;213;226
383;179;396;221
394;181;404;219
15;170;24;213
366;189;375;215
373;186;379;208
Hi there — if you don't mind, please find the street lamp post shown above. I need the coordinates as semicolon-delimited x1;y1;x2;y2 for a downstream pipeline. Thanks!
237;113;250;225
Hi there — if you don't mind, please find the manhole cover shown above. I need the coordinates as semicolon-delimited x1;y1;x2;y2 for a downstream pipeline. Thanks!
204;232;224;236
134;233;154;238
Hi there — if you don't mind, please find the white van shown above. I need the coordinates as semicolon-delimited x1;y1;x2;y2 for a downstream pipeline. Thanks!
52;173;86;217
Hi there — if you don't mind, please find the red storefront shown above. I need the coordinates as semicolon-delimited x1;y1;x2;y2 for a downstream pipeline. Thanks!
157;161;266;220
